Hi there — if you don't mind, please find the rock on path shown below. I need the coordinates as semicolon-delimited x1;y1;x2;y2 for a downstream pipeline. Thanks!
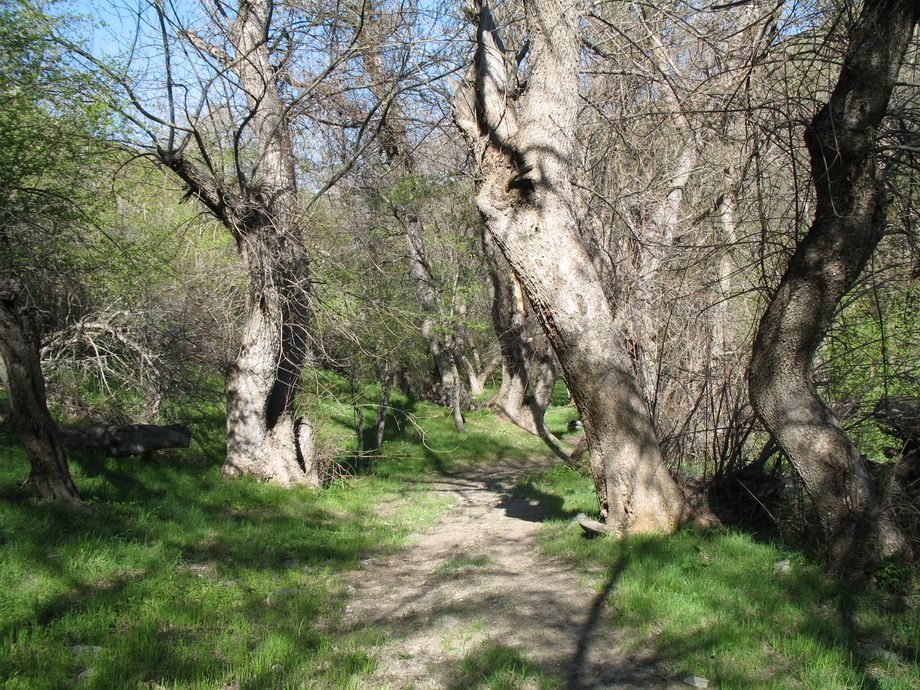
340;459;680;689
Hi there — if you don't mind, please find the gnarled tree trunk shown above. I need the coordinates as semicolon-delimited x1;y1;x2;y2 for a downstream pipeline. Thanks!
485;232;558;439
748;0;918;570
454;0;688;533
161;0;319;487
0;281;85;508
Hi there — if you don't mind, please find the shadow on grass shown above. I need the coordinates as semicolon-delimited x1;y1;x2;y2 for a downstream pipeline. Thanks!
545;530;917;689
446;641;562;689
510;480;577;521
0;446;405;689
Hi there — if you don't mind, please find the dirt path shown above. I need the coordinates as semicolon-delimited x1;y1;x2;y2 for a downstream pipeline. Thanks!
340;458;682;689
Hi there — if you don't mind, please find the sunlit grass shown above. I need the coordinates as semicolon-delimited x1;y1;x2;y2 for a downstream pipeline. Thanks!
5;378;918;689
519;465;920;690
0;379;562;689
0;390;453;689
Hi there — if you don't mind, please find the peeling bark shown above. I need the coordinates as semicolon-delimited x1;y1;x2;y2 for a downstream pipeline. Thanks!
454;0;688;533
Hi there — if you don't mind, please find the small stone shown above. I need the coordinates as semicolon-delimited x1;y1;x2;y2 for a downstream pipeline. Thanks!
868;646;900;664
345;586;358;595
266;589;297;603
76;668;92;683
684;676;709;688
69;645;103;658
772;559;792;574
271;663;284;673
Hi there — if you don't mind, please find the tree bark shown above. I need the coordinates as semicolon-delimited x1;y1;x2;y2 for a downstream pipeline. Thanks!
486;232;558;438
454;0;688;533
161;0;319;487
748;0;919;570
0;281;86;508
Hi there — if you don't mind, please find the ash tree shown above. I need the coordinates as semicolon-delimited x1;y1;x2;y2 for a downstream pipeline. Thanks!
454;0;689;533
71;0;438;485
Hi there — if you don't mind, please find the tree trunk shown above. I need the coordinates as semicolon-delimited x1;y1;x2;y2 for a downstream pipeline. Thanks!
372;361;392;451
404;215;467;431
454;0;688;533
0;281;86;508
486;233;558;438
357;20;469;432
161;0;319;487
748;0;918;570
222;240;316;486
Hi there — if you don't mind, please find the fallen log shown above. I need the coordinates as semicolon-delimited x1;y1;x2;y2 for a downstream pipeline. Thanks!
57;423;191;458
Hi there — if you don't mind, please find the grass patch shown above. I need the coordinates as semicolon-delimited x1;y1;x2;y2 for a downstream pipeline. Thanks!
519;465;920;690
0;378;561;689
0;393;459;689
448;641;561;689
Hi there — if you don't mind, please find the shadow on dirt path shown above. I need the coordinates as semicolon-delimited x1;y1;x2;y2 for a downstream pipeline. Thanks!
339;458;681;689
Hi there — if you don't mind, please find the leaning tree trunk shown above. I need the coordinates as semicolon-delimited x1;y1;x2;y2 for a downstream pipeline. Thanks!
0;281;86;508
454;0;688;533
749;0;918;571
161;0;319;487
486;233;558;438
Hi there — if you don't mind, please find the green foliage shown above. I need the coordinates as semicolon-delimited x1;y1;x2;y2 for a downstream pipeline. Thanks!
0;0;113;296
820;252;919;461
306;370;560;478
520;465;920;690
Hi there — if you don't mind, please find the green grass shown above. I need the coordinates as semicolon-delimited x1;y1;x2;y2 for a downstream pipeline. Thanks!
0;446;409;689
517;466;920;690
448;641;561;689
0;383;561;689
4;378;918;689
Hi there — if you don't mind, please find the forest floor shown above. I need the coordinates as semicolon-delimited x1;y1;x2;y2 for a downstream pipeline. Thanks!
339;457;685;689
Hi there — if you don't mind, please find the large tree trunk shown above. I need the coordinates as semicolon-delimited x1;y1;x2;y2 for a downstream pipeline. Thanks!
162;0;319;487
223;242;316;485
748;0;918;570
0;281;86;508
454;0;688;533
223;0;318;486
486;233;558;438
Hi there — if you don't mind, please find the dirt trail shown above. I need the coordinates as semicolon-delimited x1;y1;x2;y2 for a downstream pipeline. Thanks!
341;458;681;689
